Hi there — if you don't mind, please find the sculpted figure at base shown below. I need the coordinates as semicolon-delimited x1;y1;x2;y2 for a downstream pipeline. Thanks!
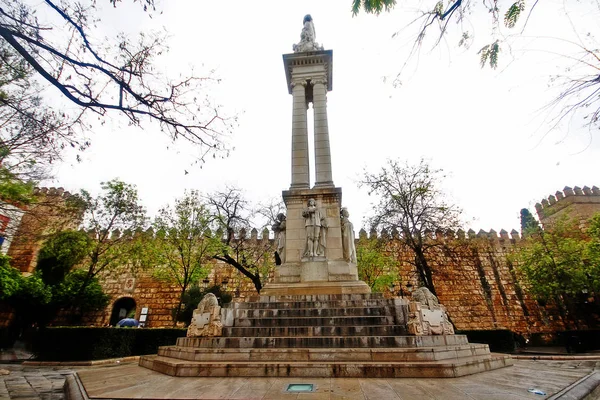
302;198;327;258
340;207;357;263
407;287;454;336
293;14;324;53
272;213;287;265
186;293;223;337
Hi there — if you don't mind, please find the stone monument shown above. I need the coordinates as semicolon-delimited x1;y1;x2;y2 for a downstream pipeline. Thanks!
261;14;370;296
138;15;512;379
186;293;222;337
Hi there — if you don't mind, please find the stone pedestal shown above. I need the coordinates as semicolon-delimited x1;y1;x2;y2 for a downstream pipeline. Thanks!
262;187;370;296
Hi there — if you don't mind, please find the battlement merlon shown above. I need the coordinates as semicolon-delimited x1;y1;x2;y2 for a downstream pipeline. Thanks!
535;185;600;226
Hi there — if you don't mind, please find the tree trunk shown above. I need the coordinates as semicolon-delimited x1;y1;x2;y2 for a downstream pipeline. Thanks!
213;253;262;294
414;248;437;296
173;283;187;327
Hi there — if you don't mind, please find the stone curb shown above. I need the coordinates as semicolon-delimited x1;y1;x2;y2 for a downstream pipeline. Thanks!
64;373;89;400
512;355;600;361
547;371;600;400
18;354;600;366
22;355;140;367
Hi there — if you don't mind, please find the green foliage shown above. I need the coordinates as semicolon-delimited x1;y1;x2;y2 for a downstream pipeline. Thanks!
351;0;396;16
52;270;109;311
478;40;500;69
76;179;147;292
0;169;35;205
16;273;52;306
353;0;535;70
520;208;540;235
356;237;399;292
31;327;186;361
151;191;217;324
504;0;525;29
0;255;21;300
37;230;92;285
513;214;600;303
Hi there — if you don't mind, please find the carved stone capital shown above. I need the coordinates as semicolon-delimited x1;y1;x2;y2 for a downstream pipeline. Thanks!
291;79;308;89
311;77;327;87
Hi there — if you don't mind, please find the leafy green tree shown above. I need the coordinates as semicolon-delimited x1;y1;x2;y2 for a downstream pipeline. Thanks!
513;213;600;326
51;269;109;313
151;191;217;326
7;271;52;329
360;159;461;295
520;208;540;236
34;230;108;323
0;254;22;300
356;237;399;292
36;230;92;285
75;179;147;305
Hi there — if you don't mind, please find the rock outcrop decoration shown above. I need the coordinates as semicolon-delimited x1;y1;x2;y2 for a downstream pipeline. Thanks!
186;293;223;337
407;287;454;336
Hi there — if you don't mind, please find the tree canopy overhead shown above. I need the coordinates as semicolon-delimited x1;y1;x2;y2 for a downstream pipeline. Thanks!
0;0;234;166
352;0;600;134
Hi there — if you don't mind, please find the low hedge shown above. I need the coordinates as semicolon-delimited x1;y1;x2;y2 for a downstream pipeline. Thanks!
0;326;18;349
456;329;523;353
31;327;186;361
557;330;600;353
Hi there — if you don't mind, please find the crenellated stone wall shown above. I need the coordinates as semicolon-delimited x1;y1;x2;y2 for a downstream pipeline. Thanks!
535;185;600;228
356;228;571;337
4;185;600;335
7;187;82;274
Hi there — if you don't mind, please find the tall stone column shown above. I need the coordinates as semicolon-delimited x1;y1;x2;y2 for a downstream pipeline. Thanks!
290;79;310;190
312;78;334;188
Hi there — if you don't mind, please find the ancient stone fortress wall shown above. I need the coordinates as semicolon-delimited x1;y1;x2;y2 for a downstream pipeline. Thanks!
355;228;570;336
6;185;600;334
7;187;82;274
83;227;568;335
535;185;600;227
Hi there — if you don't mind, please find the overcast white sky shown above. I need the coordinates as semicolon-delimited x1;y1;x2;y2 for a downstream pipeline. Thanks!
46;0;600;233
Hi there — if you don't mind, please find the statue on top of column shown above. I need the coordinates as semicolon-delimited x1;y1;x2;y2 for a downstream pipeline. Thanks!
293;14;324;53
302;198;327;258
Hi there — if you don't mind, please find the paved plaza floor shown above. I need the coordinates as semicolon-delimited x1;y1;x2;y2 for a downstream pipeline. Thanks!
1;358;600;399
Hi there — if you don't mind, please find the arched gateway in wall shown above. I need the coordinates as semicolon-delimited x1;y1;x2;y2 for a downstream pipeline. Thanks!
109;297;136;326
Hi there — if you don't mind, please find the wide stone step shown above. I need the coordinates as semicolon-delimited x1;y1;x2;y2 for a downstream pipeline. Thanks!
139;354;513;378
236;306;393;318
235;315;395;327
223;325;404;337
227;299;400;310
157;344;491;362
176;334;469;349
246;293;386;303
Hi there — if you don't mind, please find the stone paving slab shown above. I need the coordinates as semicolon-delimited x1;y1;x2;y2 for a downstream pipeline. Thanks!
1;359;599;400
74;359;600;399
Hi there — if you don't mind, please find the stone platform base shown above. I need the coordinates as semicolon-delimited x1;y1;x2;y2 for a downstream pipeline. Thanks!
140;353;512;378
140;293;512;378
260;280;371;296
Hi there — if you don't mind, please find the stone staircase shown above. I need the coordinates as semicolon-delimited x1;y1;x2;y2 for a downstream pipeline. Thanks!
139;293;512;378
